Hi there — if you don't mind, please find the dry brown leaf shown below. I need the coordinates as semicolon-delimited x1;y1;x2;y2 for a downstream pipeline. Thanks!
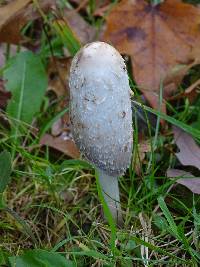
64;10;96;46
0;0;54;44
40;133;80;159
0;0;32;43
48;57;71;98
173;126;200;170
104;0;200;111
47;57;74;146
167;168;200;194
134;141;151;175
44;58;80;158
0;79;11;109
0;90;11;109
70;0;109;13
0;46;5;68
47;57;72;131
0;0;31;28
51;118;63;137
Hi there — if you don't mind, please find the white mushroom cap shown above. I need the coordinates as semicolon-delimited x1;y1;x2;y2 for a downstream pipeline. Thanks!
69;42;133;176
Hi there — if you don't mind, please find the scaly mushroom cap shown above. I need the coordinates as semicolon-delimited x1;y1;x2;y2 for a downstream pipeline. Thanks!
69;42;133;176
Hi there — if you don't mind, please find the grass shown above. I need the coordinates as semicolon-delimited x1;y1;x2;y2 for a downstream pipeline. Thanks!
1;109;200;266
1;0;200;266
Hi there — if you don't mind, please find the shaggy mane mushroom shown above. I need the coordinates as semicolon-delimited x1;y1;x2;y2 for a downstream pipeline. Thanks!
69;42;133;225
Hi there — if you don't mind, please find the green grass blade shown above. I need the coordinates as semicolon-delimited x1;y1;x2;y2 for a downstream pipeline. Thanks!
132;100;200;141
157;196;179;239
5;207;38;246
0;150;12;194
53;20;81;56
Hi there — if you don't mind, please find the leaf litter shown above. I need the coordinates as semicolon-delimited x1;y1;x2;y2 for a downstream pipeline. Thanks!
45;56;80;157
166;126;200;194
167;169;200;195
0;0;54;45
173;126;200;170
104;0;200;112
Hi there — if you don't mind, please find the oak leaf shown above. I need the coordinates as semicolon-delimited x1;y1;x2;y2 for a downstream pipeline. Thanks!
104;0;200;111
0;0;54;44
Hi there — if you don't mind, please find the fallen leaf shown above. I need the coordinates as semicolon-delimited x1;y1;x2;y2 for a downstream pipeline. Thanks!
167;169;200;194
72;0;111;17
173;126;200;170
133;140;151;175
64;10;96;45
47;57;72;134
53;9;95;57
0;0;31;28
0;79;11;109
40;133;80;159
0;0;31;44
0;0;54;44
104;0;200;111
0;90;11;109
48;57;71;98
51;118;63;137
70;0;109;14
0;46;5;68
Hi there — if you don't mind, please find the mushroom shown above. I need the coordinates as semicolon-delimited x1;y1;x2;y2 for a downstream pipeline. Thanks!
69;42;133;225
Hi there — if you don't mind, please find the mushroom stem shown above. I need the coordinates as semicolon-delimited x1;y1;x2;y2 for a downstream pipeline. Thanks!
69;42;133;226
97;169;123;226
